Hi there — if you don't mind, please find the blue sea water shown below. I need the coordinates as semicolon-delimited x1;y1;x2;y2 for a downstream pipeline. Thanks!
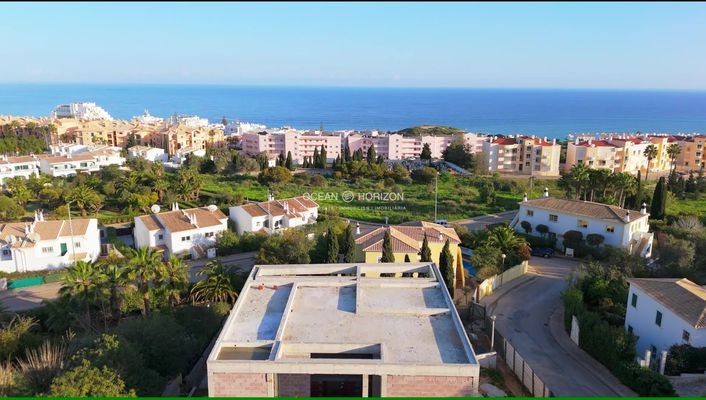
1;84;705;138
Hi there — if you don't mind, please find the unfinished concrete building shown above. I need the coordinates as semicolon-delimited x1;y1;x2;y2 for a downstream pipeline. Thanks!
206;262;479;397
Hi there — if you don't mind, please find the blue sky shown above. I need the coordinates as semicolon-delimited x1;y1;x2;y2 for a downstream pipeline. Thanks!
2;2;705;89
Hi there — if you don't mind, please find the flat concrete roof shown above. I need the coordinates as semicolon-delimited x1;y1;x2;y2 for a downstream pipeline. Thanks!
208;263;478;376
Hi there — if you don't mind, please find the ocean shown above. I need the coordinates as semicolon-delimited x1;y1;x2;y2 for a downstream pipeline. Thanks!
1;84;705;138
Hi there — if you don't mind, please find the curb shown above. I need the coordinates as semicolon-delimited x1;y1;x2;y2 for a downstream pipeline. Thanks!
548;306;636;396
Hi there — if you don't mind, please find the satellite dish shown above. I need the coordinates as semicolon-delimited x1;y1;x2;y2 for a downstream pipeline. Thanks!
150;204;161;214
207;204;218;212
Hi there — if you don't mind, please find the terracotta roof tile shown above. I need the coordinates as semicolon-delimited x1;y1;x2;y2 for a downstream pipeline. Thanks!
355;222;460;253
521;197;646;224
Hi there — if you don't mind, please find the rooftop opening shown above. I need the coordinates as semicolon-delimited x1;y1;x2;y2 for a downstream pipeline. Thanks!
217;344;272;361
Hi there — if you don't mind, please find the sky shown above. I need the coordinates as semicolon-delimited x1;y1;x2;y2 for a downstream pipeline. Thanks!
1;2;706;89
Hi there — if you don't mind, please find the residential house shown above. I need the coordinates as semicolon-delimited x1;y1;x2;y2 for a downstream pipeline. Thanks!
355;221;465;288
229;196;319;235
625;278;706;359
39;145;125;177
0;155;40;185
206;262;479;397
510;193;653;257
0;211;100;273
133;204;228;259
127;145;168;163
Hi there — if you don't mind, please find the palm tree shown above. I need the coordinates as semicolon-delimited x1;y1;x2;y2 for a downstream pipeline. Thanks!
125;247;164;317
487;226;527;256
66;185;102;216
568;164;590;200
59;261;99;326
643;144;658;182
667;143;681;176
95;256;129;324
152;179;169;202
190;260;242;304
160;255;190;307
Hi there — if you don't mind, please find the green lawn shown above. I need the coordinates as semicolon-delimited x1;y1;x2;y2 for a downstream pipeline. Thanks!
666;192;706;216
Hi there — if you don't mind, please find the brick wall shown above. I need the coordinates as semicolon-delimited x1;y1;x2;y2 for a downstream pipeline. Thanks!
386;375;475;397
209;372;269;397
277;373;311;397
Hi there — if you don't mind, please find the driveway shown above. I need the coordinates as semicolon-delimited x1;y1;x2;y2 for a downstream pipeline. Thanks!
481;256;635;396
0;252;257;313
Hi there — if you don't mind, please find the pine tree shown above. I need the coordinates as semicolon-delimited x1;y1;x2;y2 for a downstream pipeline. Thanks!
651;176;666;219
320;145;327;168
404;254;411;263
285;151;293;170
343;223;357;262
367;144;377;164
325;227;339;263
420;233;432;262
313;147;320;168
439;239;455;298
380;230;395;262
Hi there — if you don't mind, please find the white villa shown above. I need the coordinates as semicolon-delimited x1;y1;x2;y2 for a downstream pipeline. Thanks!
0;211;101;273
510;190;653;257
133;204;228;259
229;196;319;235
625;278;706;359
39;145;125;177
127;145;168;163
0;155;40;185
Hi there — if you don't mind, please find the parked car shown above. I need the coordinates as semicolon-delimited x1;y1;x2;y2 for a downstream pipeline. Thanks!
531;247;555;258
433;219;449;226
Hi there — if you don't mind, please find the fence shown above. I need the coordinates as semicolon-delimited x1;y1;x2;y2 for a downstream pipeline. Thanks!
486;315;553;397
477;261;529;301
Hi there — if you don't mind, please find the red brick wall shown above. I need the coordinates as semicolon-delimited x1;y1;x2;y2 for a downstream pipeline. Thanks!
209;372;269;397
386;375;476;397
277;373;311;397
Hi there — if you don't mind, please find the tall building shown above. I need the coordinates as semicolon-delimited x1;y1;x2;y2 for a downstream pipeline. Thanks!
241;130;342;164
483;136;561;176
50;102;113;121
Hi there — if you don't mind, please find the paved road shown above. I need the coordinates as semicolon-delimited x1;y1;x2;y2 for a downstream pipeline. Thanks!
0;252;257;313
452;210;518;231
482;256;635;397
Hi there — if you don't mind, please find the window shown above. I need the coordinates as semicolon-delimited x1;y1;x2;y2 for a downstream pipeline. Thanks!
655;311;662;327
549;214;558;222
1;249;10;256
158;234;163;240
606;225;615;233
205;232;214;238
526;210;534;217
42;247;53;254
682;330;690;343
628;325;633;334
74;242;81;249
631;293;638;308
577;219;588;228
182;236;191;242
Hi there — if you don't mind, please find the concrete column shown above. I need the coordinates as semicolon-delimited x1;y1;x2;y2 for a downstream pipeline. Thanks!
659;350;668;375
361;374;369;397
644;349;652;368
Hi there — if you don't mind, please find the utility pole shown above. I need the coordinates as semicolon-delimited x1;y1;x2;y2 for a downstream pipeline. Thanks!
434;171;439;221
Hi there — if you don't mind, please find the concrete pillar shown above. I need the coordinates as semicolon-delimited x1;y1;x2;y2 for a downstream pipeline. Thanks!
644;349;652;368
362;374;369;397
659;350;668;375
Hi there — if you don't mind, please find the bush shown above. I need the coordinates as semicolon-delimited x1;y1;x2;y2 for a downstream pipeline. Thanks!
665;344;706;375
520;220;532;234
617;364;677;397
586;233;605;247
536;224;549;237
410;167;437;184
520;234;557;250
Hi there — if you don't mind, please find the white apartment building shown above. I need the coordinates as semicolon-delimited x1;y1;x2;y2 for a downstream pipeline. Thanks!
0;155;40;185
510;194;653;257
50;102;113;121
133;204;228;259
625;278;706;358
229;196;319;235
241;130;341;164
0;211;100;273
39;145;125;177
483;136;561;176
127;145;168;163
167;114;209;127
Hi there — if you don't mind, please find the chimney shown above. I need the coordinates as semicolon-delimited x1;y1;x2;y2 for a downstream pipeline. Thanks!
552;139;556;145
625;210;631;223
24;224;30;235
588;139;592;145
640;202;647;215
543;187;549;198
523;192;528;202
356;222;361;236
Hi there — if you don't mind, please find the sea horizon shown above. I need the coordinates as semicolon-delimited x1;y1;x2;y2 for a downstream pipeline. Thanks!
1;84;705;138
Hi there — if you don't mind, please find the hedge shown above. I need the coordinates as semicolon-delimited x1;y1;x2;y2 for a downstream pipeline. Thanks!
665;344;706;375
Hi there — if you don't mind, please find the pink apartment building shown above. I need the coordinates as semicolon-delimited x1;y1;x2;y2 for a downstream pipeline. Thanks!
346;133;486;160
241;130;341;164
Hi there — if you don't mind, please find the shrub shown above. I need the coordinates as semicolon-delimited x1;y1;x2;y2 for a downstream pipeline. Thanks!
520;221;532;234
586;233;605;247
520;234;557;250
618;364;677;397
410;167;437;184
536;224;549;237
665;344;706;375
563;230;584;244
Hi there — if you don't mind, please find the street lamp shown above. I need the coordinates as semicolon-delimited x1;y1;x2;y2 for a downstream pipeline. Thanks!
501;253;506;266
490;315;497;351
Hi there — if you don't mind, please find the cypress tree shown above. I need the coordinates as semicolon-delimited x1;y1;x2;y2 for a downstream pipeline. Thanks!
651;176;666;219
344;146;351;162
354;149;364;162
439;239;455;298
277;152;285;167
380;230;395;262
325;227;339;263
376;154;385;164
285;151;293;170
367;144;377;164
313;147;320;168
320;145;327;168
420;233;432;262
343;223;357;262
